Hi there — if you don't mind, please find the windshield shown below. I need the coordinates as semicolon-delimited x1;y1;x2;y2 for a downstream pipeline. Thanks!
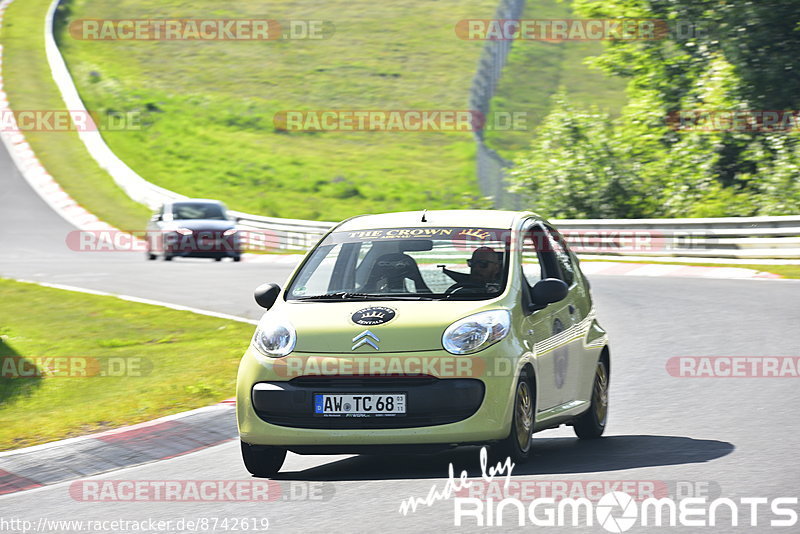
286;227;511;301
171;202;226;220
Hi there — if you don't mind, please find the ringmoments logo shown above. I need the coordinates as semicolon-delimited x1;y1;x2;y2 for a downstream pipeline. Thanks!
451;491;798;529
397;448;797;530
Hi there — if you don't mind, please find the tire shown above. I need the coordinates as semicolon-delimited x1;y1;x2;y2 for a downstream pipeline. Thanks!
214;257;222;262
163;254;173;261
573;358;609;439
493;373;535;463
240;441;286;477
146;251;156;261
233;255;242;262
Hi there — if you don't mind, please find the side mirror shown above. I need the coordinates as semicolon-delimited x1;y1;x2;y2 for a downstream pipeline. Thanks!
254;283;281;309
529;278;569;312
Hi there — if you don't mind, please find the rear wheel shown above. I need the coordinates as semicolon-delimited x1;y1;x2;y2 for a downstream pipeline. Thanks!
163;254;173;261
240;441;286;477
493;373;535;463
214;257;222;262
146;251;156;260
573;359;609;439
233;255;242;262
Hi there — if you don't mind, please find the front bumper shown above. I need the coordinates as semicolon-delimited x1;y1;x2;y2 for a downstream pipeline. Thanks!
252;376;484;429
236;345;521;447
167;249;241;259
160;232;241;257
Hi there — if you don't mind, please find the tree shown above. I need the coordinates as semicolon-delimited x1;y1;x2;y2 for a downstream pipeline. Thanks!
511;0;800;217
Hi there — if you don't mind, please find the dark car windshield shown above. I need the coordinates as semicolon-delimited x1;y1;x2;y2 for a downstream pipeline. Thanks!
286;227;511;301
171;202;226;220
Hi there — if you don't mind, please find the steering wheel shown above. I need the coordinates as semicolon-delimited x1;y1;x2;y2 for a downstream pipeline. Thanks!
444;281;483;297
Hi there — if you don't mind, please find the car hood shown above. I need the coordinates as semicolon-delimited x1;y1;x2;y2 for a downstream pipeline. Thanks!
169;219;234;231
271;300;500;354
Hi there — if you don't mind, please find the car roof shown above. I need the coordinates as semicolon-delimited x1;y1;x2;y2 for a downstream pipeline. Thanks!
334;210;535;232
170;199;224;205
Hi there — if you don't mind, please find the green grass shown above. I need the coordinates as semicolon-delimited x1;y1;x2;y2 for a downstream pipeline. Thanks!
48;0;504;221
1;0;152;230
0;279;253;450
2;0;627;225
485;0;628;155
580;259;800;279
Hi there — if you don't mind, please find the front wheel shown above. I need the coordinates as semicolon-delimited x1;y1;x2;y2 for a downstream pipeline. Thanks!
493;373;535;463
240;441;286;477
573;359;609;439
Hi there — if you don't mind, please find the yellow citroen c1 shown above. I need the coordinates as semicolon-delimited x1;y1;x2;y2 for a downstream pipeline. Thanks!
236;210;610;476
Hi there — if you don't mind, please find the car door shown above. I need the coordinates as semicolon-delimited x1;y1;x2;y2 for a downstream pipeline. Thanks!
519;222;561;412
541;224;588;406
146;204;166;253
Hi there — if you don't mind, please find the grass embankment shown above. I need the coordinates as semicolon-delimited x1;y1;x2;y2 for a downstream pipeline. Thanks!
1;0;151;230
485;0;628;155
3;0;627;225
50;0;502;221
0;279;253;450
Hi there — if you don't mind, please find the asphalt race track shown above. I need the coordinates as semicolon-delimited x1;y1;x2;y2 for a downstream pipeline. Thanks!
2;141;800;532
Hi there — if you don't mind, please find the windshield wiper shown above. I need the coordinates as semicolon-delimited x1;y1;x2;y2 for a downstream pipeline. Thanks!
293;292;380;301
293;292;435;301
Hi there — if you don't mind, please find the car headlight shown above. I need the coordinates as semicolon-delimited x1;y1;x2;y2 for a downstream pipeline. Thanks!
251;318;296;358
223;228;238;237
442;310;511;355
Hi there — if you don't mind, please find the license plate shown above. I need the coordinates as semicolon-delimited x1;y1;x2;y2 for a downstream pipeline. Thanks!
314;393;406;416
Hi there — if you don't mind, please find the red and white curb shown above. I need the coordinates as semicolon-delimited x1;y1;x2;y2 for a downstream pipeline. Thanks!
0;398;237;497
0;0;144;249
579;261;782;280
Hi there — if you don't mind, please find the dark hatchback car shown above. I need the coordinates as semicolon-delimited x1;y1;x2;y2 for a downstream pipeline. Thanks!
146;199;242;262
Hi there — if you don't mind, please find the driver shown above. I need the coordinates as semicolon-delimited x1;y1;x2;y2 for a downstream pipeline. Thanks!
467;246;502;285
447;246;502;294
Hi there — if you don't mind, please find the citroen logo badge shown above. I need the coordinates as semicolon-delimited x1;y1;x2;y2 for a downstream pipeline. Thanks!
352;330;380;351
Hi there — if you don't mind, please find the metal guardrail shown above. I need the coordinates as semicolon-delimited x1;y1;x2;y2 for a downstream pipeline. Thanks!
552;216;800;259
232;214;800;259
42;0;800;259
227;211;333;251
